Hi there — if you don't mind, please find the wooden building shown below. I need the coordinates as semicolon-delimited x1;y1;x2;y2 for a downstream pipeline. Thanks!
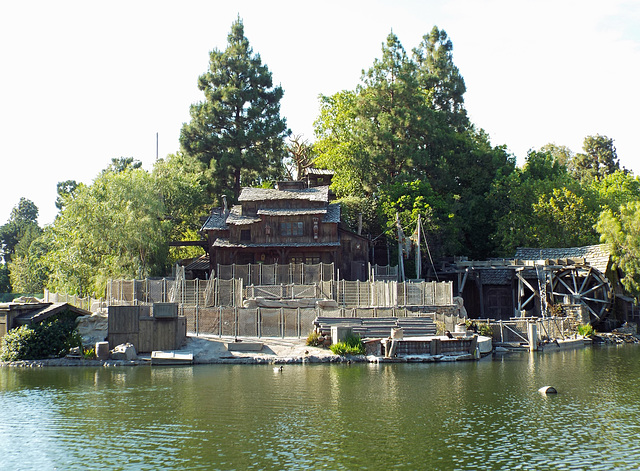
0;301;91;339
200;180;370;280
437;244;632;327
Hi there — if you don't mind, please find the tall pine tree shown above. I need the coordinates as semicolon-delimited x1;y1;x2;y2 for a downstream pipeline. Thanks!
180;17;289;203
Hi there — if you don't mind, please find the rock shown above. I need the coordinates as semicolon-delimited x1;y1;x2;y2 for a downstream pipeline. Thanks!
95;341;110;360
110;343;137;361
76;312;108;344
538;386;557;394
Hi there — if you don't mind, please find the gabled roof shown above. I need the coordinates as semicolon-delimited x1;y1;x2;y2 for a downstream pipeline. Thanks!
212;238;341;249
201;208;228;231
479;268;513;285
305;168;334;176
257;208;327;217
10;302;91;326
239;185;329;203
514;244;611;273
323;203;340;223
226;206;261;225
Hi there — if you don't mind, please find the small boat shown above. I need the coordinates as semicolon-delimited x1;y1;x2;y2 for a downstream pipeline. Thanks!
151;350;194;365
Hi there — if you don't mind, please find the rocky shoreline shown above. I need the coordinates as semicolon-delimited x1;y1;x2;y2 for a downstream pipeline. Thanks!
1;335;480;367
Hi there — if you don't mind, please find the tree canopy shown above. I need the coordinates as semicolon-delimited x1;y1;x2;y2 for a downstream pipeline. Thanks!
179;17;289;204
313;28;513;260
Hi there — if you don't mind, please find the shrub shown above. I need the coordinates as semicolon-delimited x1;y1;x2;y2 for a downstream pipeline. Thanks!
83;347;96;359
478;323;494;337
578;324;595;338
0;325;38;361
330;334;365;356
0;314;82;361
306;331;322;347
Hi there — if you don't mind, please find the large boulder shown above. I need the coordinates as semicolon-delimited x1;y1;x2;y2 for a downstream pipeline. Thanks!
110;343;137;361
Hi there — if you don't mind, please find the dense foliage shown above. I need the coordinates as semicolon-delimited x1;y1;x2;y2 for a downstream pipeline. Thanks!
329;334;366;356
0;313;82;361
314;28;514;260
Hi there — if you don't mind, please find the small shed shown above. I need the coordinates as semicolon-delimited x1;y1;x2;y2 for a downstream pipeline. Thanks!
0;301;92;339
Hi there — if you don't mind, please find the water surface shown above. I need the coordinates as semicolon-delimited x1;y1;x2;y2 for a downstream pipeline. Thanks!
2;346;639;470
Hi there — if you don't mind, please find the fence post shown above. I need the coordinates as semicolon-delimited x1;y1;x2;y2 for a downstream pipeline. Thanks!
219;306;223;338
280;307;284;338
257;307;261;338
235;306;239;338
195;304;199;336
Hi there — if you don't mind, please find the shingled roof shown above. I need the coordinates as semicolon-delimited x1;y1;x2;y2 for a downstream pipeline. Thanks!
201;208;229;231
239;185;329;203
514;244;611;273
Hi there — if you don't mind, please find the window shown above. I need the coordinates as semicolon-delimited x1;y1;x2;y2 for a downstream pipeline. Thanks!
280;221;303;236
240;229;251;241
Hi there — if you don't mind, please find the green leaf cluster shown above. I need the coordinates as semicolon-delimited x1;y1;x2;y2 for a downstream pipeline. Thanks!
330;334;365;356
0;313;82;361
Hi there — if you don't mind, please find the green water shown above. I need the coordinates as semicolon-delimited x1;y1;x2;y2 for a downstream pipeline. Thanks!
2;346;640;470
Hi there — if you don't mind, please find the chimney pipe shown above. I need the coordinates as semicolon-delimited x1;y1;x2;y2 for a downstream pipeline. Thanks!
222;195;228;214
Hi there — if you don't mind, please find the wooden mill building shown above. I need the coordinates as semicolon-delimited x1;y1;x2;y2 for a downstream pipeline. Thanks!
199;178;370;281
436;244;635;327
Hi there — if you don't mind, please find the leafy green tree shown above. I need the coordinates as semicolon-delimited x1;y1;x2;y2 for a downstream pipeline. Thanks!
55;180;78;211
598;201;640;297
152;152;208;262
589;170;640;214
180;17;289;203
46;167;171;296
0;198;40;264
8;229;49;294
490;150;575;255
103;157;142;174
314;90;368;197
571;134;622;181
539;143;573;168
356;32;434;188
531;187;598;247
0;265;10;293
314;28;513;260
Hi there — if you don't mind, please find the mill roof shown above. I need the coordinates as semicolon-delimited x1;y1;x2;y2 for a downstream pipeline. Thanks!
514;244;611;273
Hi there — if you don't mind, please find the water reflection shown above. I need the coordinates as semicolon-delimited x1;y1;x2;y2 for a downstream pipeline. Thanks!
2;346;640;469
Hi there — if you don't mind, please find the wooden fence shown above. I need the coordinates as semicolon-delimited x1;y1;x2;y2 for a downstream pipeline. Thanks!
44;289;105;312
106;278;453;309
180;305;453;338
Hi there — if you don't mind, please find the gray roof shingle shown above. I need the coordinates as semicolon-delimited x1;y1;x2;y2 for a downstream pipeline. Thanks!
257;208;327;217
514;244;611;273
212;238;340;248
239;185;329;203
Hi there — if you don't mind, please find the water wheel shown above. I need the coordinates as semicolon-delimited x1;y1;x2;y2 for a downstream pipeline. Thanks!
548;266;613;324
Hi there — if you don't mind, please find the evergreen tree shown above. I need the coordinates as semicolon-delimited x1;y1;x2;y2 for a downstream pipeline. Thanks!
180;17;289;203
571;134;622;181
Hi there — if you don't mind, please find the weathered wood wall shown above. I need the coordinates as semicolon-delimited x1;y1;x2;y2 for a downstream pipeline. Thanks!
108;305;186;353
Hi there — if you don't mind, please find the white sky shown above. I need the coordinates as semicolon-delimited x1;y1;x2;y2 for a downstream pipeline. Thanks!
1;0;639;226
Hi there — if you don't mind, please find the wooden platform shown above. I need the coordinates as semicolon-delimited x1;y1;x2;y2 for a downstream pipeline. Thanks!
314;316;437;338
151;350;193;365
